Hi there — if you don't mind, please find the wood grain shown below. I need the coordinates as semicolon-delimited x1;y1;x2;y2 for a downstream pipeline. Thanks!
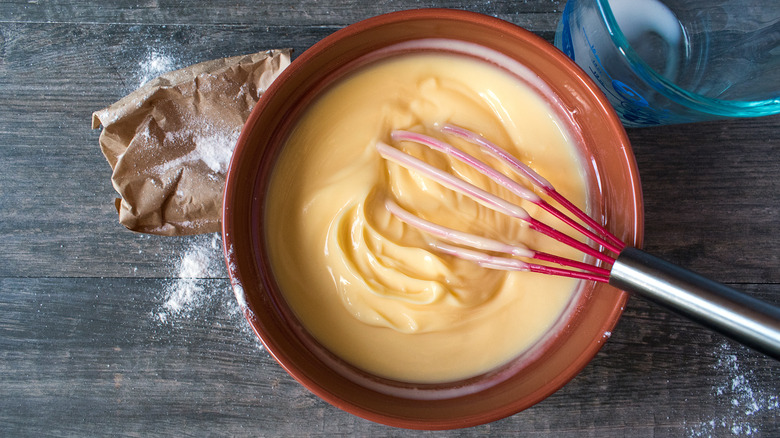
2;277;777;436
1;0;778;436
628;117;780;283
0;0;563;31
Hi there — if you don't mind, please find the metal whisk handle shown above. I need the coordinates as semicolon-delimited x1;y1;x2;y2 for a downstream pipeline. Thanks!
609;247;780;360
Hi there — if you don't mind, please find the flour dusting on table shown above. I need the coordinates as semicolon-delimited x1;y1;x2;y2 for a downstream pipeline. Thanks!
138;50;177;88
686;342;779;437
152;233;261;349
159;233;222;318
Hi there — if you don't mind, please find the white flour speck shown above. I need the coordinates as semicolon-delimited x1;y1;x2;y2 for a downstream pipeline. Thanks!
232;283;248;312
138;50;176;87
686;342;779;437
158;234;220;319
194;131;240;174
153;233;261;350
153;125;240;176
224;242;253;318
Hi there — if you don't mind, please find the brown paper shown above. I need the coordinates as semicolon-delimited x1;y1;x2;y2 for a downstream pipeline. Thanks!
92;48;291;236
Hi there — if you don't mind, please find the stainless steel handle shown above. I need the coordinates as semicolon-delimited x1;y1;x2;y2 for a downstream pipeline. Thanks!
609;247;780;360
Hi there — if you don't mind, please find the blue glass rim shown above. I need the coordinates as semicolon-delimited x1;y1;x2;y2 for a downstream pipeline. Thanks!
595;0;780;118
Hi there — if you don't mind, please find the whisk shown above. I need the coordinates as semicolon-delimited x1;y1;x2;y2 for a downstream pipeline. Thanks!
376;124;780;360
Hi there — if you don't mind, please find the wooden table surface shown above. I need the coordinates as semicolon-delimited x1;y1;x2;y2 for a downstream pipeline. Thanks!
2;1;778;436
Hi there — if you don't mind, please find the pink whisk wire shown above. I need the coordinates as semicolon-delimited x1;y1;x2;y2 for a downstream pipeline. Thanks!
439;124;626;252
377;125;627;283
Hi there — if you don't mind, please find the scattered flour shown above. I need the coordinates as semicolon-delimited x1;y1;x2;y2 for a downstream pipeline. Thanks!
158;233;222;321
223;242;251;316
686;342;779;437
193;131;241;174
149;233;261;350
138;50;177;88
232;283;248;313
155;127;241;176
128;45;260;349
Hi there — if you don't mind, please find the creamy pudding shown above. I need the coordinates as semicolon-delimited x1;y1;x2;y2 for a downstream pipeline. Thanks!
265;53;589;383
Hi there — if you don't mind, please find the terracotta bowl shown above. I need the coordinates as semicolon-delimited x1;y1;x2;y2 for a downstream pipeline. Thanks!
222;8;643;430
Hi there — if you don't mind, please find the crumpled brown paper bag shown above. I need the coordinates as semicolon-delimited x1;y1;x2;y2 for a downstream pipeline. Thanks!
92;48;291;236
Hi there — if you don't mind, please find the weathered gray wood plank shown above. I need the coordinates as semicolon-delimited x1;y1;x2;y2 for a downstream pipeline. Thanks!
2;277;778;436
2;1;779;436
1;21;779;281
0;22;332;279
627;116;780;283
0;0;563;32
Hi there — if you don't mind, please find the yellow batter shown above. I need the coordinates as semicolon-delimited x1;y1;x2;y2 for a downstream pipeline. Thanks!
266;53;588;383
